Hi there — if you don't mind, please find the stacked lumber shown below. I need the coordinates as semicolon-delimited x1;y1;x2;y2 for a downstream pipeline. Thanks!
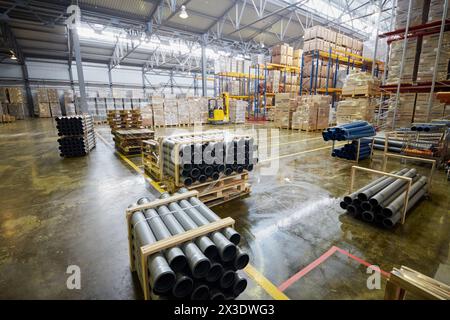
385;266;450;300
107;110;143;131
113;128;155;155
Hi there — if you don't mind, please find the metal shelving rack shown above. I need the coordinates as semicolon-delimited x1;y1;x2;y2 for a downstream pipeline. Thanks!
298;48;383;109
378;0;450;129
247;63;300;122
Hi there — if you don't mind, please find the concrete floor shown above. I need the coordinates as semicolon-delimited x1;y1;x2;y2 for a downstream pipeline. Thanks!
0;118;449;300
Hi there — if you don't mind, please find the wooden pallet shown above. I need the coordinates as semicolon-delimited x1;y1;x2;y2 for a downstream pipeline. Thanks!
165;172;251;206
125;190;235;300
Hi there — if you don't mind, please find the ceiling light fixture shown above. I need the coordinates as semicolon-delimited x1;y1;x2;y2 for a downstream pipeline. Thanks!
179;5;188;19
10;51;17;60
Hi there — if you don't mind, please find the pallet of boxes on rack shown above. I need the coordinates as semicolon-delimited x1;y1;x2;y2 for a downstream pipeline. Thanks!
56;115;96;157
143;131;258;207
126;190;249;300
337;70;380;125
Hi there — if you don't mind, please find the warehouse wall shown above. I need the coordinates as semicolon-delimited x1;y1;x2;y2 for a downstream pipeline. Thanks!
0;58;213;100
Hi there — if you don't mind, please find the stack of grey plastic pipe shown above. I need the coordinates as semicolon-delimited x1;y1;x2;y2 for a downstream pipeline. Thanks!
130;188;249;300
162;133;257;187
339;168;427;228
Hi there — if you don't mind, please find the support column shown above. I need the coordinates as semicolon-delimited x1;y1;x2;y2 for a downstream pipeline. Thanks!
170;70;174;94
426;0;449;122
371;0;383;76
71;28;87;113
201;42;207;97
21;62;34;117
108;67;113;97
142;67;147;98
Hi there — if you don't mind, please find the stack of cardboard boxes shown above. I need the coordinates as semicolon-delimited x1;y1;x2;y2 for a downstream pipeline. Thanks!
386;93;416;128
6;87;26;119
386;39;418;84
413;93;446;123
274;93;293;128
163;95;178;126
291;95;331;131
64;91;76;116
303;25;363;57
417;32;450;82
229;99;246;124
394;0;424;29
271;44;293;66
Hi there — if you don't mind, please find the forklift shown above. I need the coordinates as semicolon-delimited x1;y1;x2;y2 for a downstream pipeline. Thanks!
208;92;230;125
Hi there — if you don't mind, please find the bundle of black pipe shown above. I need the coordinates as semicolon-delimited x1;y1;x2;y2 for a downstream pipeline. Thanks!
162;136;257;187
55;116;94;136
411;124;443;132
331;140;371;160
56;115;96;158
340;168;427;228
130;194;249;299
322;121;376;141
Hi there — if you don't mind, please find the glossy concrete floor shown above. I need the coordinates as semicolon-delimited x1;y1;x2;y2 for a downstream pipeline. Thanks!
0;119;449;299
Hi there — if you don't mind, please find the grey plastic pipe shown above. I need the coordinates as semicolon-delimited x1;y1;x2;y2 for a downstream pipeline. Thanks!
369;169;417;207
164;198;219;259
357;168;409;201
174;190;237;262
130;210;176;293
382;187;427;228
382;176;427;218
137;198;187;272
178;188;241;245
144;196;212;279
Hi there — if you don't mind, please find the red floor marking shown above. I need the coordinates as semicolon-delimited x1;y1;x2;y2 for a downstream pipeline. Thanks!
278;246;338;292
278;245;389;292
334;247;390;278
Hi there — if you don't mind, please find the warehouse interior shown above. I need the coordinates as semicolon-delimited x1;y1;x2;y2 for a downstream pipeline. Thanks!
0;0;449;301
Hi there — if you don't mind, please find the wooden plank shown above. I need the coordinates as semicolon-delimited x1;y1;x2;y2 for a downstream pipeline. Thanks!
140;217;235;257
125;190;199;217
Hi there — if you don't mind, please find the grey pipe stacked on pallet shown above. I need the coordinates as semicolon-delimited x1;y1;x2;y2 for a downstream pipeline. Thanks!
340;168;427;228
130;194;249;300
162;135;257;187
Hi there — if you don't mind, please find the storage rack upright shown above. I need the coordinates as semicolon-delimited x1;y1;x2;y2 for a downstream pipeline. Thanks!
247;63;300;122
378;0;450;129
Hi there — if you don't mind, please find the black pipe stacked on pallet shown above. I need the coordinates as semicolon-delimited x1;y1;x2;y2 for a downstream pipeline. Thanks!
340;168;428;229
162;135;258;187
56;115;95;157
129;191;249;300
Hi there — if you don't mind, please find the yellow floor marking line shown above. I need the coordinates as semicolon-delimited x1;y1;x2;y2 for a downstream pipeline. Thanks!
96;131;286;299
260;143;346;163
95;132;165;193
244;265;290;300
